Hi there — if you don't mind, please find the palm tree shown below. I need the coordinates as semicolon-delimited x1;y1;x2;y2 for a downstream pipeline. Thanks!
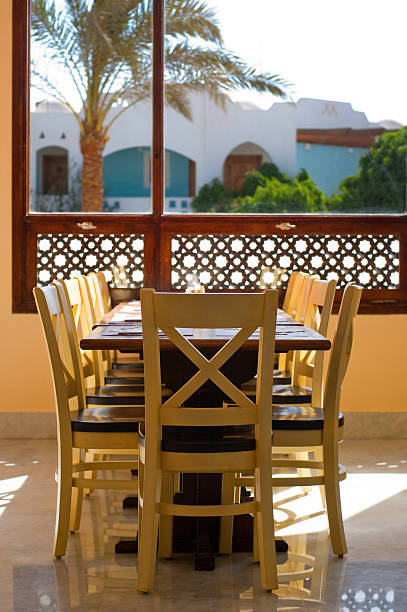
32;0;289;212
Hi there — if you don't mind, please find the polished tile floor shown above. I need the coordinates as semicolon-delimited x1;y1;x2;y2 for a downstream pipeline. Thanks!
1;439;407;611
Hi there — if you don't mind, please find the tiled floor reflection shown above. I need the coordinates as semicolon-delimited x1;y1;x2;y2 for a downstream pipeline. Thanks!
0;439;407;611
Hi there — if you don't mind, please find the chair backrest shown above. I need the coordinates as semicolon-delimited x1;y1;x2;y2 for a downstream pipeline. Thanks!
33;284;86;433
111;265;130;288
292;278;337;405
58;277;104;387
295;274;319;323
323;283;362;438
84;273;114;368
87;273;105;321
95;271;112;313
282;271;299;313
279;272;314;374
284;272;314;321
141;289;278;434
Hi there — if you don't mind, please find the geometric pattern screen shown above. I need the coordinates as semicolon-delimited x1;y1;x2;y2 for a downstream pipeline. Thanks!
171;234;399;291
37;233;144;287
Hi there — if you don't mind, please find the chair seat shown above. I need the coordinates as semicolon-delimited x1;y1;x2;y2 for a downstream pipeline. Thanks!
244;383;312;404
105;368;144;385
144;407;345;451
86;385;171;406
140;407;344;453
241;370;292;394
71;405;145;432
272;369;292;385
272;385;312;405
272;405;344;430
112;358;144;371
139;426;256;453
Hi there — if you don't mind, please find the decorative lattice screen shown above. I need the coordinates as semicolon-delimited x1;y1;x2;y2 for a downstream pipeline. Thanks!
171;234;399;291
37;233;144;287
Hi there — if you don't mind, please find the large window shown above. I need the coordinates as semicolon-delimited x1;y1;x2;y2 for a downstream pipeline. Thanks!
13;0;407;312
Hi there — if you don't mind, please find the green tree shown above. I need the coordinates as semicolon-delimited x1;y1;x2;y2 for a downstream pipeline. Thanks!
191;178;235;212
32;0;289;212
236;170;327;213
240;161;288;197
328;127;407;213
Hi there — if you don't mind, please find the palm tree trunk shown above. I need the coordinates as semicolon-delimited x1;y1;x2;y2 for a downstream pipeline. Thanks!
80;122;108;212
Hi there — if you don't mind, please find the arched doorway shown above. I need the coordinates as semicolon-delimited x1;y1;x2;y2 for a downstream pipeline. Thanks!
103;147;195;197
223;142;271;192
37;146;69;194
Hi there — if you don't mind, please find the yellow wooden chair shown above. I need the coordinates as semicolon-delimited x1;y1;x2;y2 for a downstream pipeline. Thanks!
95;270;112;313
33;282;145;558
58;277;166;408
272;278;337;406
244;271;314;392
89;271;145;373
238;283;362;557
137;289;279;592
284;271;310;319
273;272;314;386
83;273;144;385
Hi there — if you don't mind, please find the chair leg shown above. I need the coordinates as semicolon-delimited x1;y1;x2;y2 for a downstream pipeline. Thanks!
137;458;144;542
219;472;236;554
314;447;327;508
158;472;174;559
53;447;73;558
253;513;260;562
137;466;161;592
69;487;83;533
255;470;278;591
324;445;347;556
69;449;83;532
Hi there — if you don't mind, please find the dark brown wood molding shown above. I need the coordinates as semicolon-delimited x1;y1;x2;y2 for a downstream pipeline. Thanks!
152;0;164;220
297;127;398;148
12;0;30;313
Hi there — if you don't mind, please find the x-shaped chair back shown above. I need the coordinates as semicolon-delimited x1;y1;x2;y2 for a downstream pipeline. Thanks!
141;289;278;427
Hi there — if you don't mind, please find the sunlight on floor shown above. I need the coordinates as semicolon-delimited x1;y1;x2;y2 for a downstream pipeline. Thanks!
0;475;29;518
274;471;407;537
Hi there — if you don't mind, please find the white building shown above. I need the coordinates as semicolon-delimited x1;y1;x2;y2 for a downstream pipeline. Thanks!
31;94;397;212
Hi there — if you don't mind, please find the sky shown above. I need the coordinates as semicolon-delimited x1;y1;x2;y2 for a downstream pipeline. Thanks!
32;0;407;125
208;0;407;124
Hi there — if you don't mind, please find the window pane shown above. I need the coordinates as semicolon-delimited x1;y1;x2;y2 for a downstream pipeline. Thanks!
30;0;153;213
164;0;406;215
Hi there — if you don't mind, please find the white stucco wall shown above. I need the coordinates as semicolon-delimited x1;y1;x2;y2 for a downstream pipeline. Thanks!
295;98;377;130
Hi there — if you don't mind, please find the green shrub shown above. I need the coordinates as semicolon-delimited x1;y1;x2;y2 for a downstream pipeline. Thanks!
191;178;236;212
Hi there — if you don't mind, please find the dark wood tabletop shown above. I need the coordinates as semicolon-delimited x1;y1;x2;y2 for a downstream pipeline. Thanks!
80;302;331;353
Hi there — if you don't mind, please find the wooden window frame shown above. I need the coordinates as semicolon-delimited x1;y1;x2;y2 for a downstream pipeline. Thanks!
12;0;407;313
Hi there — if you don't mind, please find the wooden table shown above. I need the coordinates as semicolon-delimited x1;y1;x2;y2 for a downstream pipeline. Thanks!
82;303;330;354
80;302;331;567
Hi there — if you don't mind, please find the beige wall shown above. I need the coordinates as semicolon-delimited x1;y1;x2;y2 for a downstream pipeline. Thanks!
0;0;406;417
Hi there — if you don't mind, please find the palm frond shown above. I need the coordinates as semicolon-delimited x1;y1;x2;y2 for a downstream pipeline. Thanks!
164;82;193;120
32;0;290;129
166;43;290;99
165;0;223;45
